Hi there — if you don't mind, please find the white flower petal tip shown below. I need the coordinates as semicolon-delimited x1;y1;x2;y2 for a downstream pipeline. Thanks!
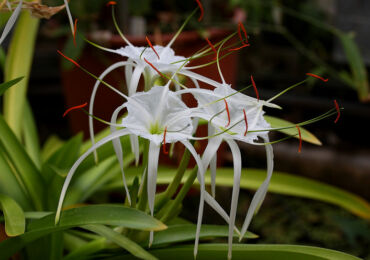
0;0;23;45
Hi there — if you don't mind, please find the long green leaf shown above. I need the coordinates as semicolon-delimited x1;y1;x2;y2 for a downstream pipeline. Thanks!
0;114;45;210
106;167;370;219
264;116;322;145
0;76;23;96
113;244;360;260
23;101;42;169
3;11;39;139
0;193;25;237
0;148;31;210
0;205;166;259
338;33;369;101
41;135;65;163
147;225;257;248
84;224;157;260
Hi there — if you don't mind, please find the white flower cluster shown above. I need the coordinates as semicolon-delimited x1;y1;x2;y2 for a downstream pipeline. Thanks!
56;6;278;260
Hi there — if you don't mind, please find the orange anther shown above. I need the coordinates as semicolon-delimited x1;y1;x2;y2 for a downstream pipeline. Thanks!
205;37;217;60
163;126;169;154
107;1;117;6
250;75;259;101
224;99;231;127
144;58;165;79
57;50;80;68
334;100;340;123
243;109;248;136
73;19;78;46
63;102;88;117
146;36;160;60
306;73;329;82
196;0;204;22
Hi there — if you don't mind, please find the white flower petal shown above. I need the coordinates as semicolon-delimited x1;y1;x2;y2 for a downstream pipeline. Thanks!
128;65;144;96
225;139;242;260
147;141;161;247
180;140;205;259
240;138;274;239
129;134;140;166
56;128;131;223
63;0;74;35
110;104;131;206
0;0;23;45
89;61;132;162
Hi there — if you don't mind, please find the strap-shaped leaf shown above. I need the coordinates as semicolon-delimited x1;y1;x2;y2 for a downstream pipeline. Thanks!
146;225;257;247
0;205;166;259
0;194;25;237
264;116;321;145
0;77;23;96
126;244;360;260
0;115;45;210
84;224;157;260
107;167;370;219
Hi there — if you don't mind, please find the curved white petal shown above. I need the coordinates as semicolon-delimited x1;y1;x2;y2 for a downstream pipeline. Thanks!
56;128;131;223
179;70;224;89
128;65;144;96
180;140;205;259
0;0;23;45
111;104;131;206
148;141;160;247
63;0;74;35
208;124;217;197
89;61;132;162
129;134;140;166
240;137;274;239
225;139;242;260
125;61;133;89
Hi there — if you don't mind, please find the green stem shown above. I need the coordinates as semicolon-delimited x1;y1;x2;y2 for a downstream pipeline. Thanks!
137;140;149;212
155;149;191;210
160;166;198;223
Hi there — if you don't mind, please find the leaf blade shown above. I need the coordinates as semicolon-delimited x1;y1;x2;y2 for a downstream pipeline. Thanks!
0;193;25;237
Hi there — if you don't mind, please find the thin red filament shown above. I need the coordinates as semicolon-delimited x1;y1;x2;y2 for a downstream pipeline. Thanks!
243;109;248;136
205;37;217;60
334;100;340;123
250;75;260;101
106;1;117;6
144;58;165;79
163;127;168;155
73;19;78;46
228;43;250;52
296;125;302;153
196;0;204;22
239;22;249;44
224;99;231;127
146;36;160;60
63;102;88;117
306;73;329;82
57;50;80;68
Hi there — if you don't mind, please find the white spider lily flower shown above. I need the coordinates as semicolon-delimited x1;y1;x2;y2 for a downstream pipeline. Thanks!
0;0;23;45
57;84;230;257
178;84;277;259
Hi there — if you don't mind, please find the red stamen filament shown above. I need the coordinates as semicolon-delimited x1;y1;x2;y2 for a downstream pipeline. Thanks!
243;109;248;136
239;22;249;44
205;37;217;60
163;127;168;155
250;75;260;101
107;1;117;6
144;58;165;79
224;99;231;127
57;50;80;68
73;19;78;46
228;43;250;52
334;100;340;123
296;125;302;153
146;36;160;60
63;102;88;117
196;0;204;22
306;73;329;82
